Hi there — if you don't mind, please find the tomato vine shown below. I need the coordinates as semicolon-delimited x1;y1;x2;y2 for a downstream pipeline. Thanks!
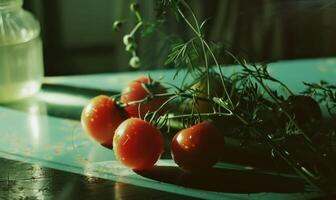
103;0;336;194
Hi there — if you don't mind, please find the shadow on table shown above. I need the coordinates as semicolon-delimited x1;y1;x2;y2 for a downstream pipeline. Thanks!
135;166;304;193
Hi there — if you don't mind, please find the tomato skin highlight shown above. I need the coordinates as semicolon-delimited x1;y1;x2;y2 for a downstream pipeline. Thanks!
81;95;128;149
171;122;224;171
120;76;167;118
113;118;164;170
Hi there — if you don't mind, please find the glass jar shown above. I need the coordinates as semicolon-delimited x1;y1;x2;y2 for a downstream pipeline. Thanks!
0;0;43;102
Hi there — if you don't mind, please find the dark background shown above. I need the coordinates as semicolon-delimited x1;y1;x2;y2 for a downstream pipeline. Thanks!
23;0;336;76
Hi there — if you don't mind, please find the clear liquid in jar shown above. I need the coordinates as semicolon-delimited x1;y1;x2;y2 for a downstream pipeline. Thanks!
0;37;44;102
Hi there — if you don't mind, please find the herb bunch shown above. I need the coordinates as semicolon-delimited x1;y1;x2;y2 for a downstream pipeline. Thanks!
114;0;336;194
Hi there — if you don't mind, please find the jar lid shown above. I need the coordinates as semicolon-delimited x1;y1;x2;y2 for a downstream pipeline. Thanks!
0;0;39;45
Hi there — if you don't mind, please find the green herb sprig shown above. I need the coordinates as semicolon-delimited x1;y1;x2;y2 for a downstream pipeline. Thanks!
115;0;336;194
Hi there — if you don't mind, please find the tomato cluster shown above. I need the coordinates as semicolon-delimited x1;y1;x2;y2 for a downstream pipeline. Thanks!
81;76;224;171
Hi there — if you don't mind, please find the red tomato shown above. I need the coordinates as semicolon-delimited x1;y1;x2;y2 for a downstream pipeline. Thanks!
120;76;167;118
278;95;322;129
171;122;224;171
81;95;128;149
113;118;164;170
